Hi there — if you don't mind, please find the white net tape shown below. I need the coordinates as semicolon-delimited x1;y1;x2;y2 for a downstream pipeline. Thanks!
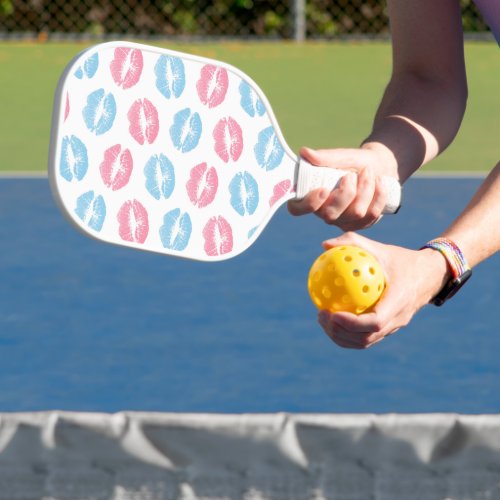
0;412;500;499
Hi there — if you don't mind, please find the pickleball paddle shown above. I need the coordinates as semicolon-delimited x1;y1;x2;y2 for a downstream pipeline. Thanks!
48;41;401;261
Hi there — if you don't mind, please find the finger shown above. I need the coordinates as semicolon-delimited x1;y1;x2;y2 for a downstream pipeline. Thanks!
316;172;357;223
330;317;391;348
319;311;374;349
364;176;387;222
330;311;385;335
287;188;330;216
347;167;376;219
329;168;379;231
322;231;369;250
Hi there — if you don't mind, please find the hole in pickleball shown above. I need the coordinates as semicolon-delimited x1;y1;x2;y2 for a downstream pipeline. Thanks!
352;269;360;277
344;256;352;262
369;267;376;275
322;286;332;299
313;294;322;307
362;285;369;293
378;284;382;291
359;251;367;257
334;277;344;286
313;271;321;282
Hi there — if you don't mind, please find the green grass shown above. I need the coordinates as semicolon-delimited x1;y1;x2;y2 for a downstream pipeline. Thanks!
0;40;497;173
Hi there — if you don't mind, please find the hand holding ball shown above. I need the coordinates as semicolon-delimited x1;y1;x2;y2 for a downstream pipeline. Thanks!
308;245;385;314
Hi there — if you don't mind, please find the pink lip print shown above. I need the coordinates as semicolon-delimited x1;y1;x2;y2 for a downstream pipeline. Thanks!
213;117;243;163
269;180;292;207
100;144;133;191
128;99;159;145
186;163;218;208
117;199;149;244
203;216;233;257
64;92;70;121
196;65;229;108
110;47;144;89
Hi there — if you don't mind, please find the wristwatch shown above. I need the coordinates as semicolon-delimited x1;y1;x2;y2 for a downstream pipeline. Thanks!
421;238;472;306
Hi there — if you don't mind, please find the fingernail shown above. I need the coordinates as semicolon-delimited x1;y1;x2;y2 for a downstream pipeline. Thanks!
319;188;330;200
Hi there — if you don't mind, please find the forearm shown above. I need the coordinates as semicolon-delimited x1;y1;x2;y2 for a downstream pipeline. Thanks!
441;162;500;267
363;73;467;182
361;0;467;182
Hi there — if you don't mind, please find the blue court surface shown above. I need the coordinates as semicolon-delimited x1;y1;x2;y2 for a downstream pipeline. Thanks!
0;176;498;414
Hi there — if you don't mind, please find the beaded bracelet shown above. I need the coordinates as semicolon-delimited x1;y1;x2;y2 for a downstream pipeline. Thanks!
421;237;472;306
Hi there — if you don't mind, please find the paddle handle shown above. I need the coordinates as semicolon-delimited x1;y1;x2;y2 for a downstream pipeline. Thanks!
295;159;401;214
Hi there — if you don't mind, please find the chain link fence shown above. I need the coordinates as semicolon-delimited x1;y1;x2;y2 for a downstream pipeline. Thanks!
0;0;491;40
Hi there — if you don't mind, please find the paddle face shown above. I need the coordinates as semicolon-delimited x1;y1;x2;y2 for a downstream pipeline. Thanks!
49;42;298;261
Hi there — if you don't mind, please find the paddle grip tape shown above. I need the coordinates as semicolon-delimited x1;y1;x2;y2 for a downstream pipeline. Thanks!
295;159;402;214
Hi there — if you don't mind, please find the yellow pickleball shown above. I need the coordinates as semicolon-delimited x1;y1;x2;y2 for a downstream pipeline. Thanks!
308;245;385;314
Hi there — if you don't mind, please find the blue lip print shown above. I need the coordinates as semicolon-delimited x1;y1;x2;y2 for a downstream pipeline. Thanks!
74;191;106;232
155;55;186;100
159;208;192;251
83;89;117;136
144;154;176;200
239;81;265;118
254;126;285;171
248;226;259;239
59;135;88;182
170;108;202;153
74;53;99;80
229;172;259;216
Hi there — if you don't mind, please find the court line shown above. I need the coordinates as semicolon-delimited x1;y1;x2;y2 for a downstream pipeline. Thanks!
0;171;48;178
415;170;487;178
0;170;488;179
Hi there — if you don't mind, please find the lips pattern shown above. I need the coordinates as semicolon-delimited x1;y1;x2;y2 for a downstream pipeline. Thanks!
170;108;202;153
203;216;233;257
160;208;192;251
186;163;218;208
269;180;292;207
83;89;116;135
154;55;185;99
128;98;159;145
117;200;149;244
110;47;143;89
74;191;106;232
229;172;259;216
213;117;243;163
64;93;70;121
57;44;292;260
144;154;175;201
239;81;265;117
60;135;88;182
254;126;285;171
197;65;229;109
74;53;99;80
100;145;133;191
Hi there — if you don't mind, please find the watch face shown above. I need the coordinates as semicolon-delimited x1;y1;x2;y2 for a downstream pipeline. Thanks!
432;269;472;306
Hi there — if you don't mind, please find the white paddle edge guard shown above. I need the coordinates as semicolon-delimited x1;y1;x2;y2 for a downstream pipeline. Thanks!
295;158;402;214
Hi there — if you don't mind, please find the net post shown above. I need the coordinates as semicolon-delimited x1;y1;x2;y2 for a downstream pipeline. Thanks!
292;0;306;42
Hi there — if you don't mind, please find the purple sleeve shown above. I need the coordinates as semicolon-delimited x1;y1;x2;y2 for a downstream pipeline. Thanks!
473;0;500;45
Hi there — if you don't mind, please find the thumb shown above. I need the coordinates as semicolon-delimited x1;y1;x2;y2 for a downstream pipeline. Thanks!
322;231;372;250
300;147;368;171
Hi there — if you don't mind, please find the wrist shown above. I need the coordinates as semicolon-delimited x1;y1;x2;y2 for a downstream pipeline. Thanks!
418;248;452;302
420;238;472;306
360;141;399;179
